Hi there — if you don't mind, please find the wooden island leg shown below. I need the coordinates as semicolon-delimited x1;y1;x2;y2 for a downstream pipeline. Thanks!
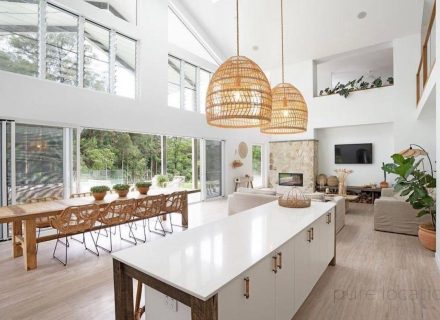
113;259;134;320
181;194;189;228
23;219;37;270
12;220;23;258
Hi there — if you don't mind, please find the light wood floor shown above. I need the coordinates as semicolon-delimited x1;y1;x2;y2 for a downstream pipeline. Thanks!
0;201;439;320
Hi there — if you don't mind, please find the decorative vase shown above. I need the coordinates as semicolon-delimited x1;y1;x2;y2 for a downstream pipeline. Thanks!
138;187;149;195
117;190;129;198
338;182;346;195
418;224;436;251
327;176;339;187
379;181;389;188
92;192;106;201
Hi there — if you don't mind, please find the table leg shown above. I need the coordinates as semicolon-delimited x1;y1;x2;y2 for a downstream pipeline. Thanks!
181;194;188;228
113;259;134;320
12;221;23;258
23;219;37;271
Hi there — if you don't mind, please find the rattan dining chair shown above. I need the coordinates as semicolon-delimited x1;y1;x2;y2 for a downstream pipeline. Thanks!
157;191;187;233
50;204;100;266
26;196;61;252
96;199;137;253
132;194;165;241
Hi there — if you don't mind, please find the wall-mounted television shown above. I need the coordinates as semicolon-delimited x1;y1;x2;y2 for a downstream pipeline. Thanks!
335;143;373;164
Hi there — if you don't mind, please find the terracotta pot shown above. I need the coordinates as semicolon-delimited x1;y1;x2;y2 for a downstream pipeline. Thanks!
116;190;129;198
93;192;106;201
379;181;389;188
137;187;149;195
418;224;436;251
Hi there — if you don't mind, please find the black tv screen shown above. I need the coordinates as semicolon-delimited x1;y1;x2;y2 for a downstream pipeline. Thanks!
335;143;372;164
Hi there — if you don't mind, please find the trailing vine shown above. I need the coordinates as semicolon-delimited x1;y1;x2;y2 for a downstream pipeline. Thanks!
319;76;394;98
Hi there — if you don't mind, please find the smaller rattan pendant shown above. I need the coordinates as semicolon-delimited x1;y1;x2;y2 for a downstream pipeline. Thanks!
205;0;272;128
261;0;308;134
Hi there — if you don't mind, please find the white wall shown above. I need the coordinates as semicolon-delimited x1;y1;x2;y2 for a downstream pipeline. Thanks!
316;123;394;186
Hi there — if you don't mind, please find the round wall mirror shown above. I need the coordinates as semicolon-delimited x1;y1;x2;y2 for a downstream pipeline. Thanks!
238;142;248;159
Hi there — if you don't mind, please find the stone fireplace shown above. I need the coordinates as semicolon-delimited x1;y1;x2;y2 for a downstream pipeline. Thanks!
269;140;318;193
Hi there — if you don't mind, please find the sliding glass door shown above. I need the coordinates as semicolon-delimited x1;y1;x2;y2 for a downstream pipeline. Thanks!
204;140;223;199
0;120;13;241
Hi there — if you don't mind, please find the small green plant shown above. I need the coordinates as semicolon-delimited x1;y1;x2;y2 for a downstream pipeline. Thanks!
136;181;152;188
156;175;169;188
319;75;393;98
90;185;110;193
383;154;436;228
113;183;130;191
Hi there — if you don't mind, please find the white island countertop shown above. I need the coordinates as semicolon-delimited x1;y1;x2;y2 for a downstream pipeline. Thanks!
112;200;335;301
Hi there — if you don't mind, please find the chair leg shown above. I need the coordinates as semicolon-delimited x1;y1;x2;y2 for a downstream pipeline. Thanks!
84;232;99;257
52;233;68;266
96;227;113;253
70;233;85;244
131;219;148;243
119;223;137;245
149;217;165;236
156;215;173;234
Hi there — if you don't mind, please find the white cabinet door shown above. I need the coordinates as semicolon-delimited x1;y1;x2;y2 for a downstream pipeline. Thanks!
218;254;276;320
322;210;335;266
293;226;312;314
275;239;295;320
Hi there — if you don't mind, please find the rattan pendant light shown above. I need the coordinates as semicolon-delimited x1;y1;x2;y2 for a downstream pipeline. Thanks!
205;0;272;128
260;0;308;134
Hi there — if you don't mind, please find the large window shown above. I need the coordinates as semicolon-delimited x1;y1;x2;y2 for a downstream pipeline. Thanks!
79;129;161;191
0;1;137;98
252;145;263;188
205;140;222;199
15;124;64;204
168;56;181;108
115;34;136;98
45;4;79;85
167;55;212;112
84;21;110;92
0;0;39;76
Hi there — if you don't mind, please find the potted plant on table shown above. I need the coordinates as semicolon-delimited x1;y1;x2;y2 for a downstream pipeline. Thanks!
90;185;110;201
136;181;152;195
383;154;436;251
380;162;390;188
156;175;169;188
113;184;130;198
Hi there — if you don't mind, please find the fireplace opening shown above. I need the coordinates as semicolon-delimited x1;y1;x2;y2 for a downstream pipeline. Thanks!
279;173;303;186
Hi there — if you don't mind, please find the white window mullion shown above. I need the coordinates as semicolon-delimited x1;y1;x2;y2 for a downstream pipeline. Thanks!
38;0;47;79
196;67;201;112
1;121;6;206
180;60;185;110
78;16;85;87
10;122;16;205
109;30;117;94
76;128;81;193
63;128;71;199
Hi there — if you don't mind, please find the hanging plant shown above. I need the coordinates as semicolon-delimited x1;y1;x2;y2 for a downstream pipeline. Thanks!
319;75;394;98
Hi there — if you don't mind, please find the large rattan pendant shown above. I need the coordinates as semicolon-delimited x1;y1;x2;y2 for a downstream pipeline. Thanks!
206;55;272;128
261;0;308;134
260;83;308;134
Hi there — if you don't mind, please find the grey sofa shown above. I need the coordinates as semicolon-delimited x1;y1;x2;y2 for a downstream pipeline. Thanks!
374;188;430;235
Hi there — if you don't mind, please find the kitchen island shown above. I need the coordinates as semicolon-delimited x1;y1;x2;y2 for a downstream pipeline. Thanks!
112;200;336;320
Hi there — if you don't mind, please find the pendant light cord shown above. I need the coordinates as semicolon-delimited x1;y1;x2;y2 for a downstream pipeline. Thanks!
281;0;285;83
236;0;240;56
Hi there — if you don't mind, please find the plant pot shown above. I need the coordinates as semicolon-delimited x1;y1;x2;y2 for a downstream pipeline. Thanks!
116;190;129;198
93;192;106;201
137;187;149;195
379;181;389;188
418;224;436;251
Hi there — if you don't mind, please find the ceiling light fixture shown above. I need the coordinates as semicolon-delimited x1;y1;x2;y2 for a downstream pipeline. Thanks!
260;0;308;134
205;0;272;128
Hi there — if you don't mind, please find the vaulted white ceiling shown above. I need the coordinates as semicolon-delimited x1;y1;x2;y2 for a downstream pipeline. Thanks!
177;0;423;69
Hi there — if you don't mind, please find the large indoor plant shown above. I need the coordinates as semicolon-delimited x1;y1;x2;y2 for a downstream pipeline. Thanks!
383;154;436;250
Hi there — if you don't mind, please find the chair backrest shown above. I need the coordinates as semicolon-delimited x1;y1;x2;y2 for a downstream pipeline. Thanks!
50;204;100;235
134;195;165;219
163;191;187;214
70;192;92;198
100;199;136;226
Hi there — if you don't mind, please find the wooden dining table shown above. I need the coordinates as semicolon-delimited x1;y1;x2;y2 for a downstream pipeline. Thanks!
0;189;200;271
